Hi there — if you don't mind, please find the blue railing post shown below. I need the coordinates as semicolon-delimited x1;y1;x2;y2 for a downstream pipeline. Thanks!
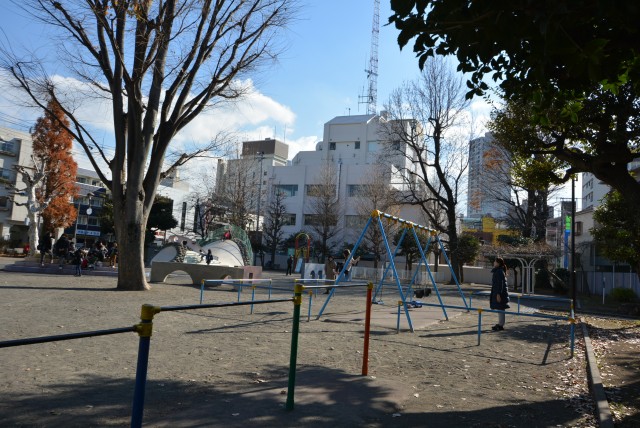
477;309;483;346
131;304;160;428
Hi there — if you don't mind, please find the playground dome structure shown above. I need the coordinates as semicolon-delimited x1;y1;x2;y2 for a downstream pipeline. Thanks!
152;224;252;267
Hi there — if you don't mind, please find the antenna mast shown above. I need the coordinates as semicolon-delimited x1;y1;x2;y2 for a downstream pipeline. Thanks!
362;0;380;115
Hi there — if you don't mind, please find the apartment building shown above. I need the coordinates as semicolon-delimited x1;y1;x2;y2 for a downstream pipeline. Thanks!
0;126;33;245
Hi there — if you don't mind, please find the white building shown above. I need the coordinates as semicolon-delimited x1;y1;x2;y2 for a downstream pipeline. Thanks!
581;172;610;210
467;132;511;218
0;126;33;245
240;114;424;264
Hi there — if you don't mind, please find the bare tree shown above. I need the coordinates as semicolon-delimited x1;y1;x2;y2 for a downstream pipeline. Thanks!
212;155;258;231
262;188;287;266
477;143;561;241
352;167;402;268
9;160;57;256
2;0;295;289
305;162;341;262
381;57;470;279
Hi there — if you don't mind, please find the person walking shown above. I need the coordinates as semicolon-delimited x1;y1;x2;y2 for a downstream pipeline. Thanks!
286;255;293;275
490;257;510;331
323;255;337;294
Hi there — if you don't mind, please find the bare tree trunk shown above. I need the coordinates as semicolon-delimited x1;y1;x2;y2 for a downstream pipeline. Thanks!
116;215;150;291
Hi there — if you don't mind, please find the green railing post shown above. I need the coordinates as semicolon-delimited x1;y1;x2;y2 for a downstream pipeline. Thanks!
286;283;303;410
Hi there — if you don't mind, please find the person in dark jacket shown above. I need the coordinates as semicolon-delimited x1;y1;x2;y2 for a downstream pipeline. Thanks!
39;232;54;266
490;257;509;331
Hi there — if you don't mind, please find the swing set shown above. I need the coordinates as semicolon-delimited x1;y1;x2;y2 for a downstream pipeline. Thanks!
317;210;469;332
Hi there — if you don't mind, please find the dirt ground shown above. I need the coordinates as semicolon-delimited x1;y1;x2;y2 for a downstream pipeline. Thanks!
0;270;605;427
584;317;640;427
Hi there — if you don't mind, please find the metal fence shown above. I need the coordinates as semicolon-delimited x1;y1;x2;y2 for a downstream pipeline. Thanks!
577;270;640;297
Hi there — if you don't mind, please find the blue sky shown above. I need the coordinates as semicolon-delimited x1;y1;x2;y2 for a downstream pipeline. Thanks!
0;1;576;209
0;1;491;156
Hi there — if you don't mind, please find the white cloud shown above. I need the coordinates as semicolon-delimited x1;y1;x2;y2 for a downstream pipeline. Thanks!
0;73;317;165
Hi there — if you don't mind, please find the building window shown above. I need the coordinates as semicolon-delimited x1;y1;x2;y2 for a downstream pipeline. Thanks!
77;215;88;225
355;141;360;149
345;215;367;228
575;221;583;236
274;184;298;197
0;168;13;182
306;184;335;197
0;196;9;209
304;214;336;226
88;217;101;226
304;214;322;226
282;213;296;226
0;140;15;154
329;142;336;150
347;184;369;197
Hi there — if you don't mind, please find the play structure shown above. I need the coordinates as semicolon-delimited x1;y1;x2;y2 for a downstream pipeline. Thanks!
317;210;469;332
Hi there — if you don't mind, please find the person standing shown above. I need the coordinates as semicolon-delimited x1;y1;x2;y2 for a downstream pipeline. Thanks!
55;235;70;269
39;232;54;266
286;255;293;275
108;243;118;268
74;248;84;277
323;255;337;294
206;249;214;265
490;257;510;331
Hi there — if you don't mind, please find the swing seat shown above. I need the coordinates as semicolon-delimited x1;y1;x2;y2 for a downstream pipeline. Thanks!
414;288;432;298
409;300;423;308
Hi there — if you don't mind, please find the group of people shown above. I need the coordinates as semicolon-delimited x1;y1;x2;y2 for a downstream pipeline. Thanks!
37;233;119;274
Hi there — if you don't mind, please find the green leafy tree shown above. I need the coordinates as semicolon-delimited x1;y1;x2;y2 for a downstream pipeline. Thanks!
389;1;640;99
390;2;640;224
147;196;179;232
393;229;430;272
99;196;115;237
592;191;640;279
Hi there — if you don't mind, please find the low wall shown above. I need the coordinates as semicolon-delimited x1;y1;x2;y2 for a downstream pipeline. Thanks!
350;264;494;286
150;261;259;285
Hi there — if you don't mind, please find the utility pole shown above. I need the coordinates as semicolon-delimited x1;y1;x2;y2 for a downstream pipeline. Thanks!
253;152;265;266
571;177;577;311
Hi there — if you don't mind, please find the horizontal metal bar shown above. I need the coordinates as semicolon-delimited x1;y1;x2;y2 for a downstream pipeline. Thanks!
203;279;272;284
303;283;370;290
413;302;568;321
160;298;293;312
0;326;137;348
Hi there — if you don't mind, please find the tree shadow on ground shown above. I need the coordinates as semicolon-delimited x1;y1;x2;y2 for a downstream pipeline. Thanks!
0;365;594;428
0;285;116;292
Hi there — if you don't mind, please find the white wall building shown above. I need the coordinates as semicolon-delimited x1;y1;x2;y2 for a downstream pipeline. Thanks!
238;114;424;264
467;132;511;218
581;172;610;210
0;126;33;244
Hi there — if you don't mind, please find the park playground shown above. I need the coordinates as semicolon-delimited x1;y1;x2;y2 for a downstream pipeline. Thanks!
0;267;603;428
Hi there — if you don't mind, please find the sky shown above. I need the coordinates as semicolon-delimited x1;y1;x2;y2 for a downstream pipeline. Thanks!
0;0;576;210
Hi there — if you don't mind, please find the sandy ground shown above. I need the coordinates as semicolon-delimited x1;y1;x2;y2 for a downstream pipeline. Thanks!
0;269;597;427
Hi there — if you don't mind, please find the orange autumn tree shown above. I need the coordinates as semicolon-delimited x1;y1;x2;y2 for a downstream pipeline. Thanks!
31;99;78;235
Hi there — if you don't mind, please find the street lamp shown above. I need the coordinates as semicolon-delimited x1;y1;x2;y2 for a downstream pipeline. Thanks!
253;151;264;266
73;191;94;247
